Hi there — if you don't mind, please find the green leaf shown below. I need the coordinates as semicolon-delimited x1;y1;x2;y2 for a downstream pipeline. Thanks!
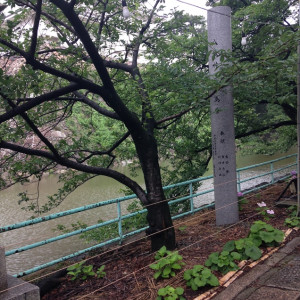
273;229;284;243
175;287;184;295
183;271;191;281
150;263;159;270
154;271;162;279
208;275;219;287
201;268;211;279
259;231;274;243
231;251;242;260
158;288;167;296
172;263;182;270
163;266;172;276
245;245;261;260
223;240;235;252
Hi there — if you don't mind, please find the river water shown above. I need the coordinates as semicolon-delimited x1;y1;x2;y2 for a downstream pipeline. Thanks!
0;148;297;275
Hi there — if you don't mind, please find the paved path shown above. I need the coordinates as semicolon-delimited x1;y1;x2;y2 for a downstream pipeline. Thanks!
212;237;300;300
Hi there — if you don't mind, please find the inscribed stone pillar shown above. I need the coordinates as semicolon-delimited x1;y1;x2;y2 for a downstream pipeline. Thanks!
208;6;239;225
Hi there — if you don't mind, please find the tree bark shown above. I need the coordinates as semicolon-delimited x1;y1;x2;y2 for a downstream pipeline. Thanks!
134;134;176;251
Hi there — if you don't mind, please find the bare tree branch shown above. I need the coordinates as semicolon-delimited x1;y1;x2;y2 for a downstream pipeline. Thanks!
0;140;148;204
0;83;80;124
73;91;120;120
29;0;42;59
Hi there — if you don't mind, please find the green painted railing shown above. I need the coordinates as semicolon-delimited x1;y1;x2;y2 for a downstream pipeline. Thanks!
0;153;297;277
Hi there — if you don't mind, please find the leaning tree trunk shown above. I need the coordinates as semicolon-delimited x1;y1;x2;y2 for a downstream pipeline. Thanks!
135;135;176;251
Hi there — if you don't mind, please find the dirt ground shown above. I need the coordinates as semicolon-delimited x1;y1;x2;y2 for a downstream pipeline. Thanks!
37;180;299;300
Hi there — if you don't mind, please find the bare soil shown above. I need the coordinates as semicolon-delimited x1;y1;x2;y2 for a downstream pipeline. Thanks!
38;180;299;300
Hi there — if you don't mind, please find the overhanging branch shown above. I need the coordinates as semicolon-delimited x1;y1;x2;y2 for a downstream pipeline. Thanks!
0;140;148;205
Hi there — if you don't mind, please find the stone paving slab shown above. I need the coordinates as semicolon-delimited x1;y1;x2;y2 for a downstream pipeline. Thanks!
242;286;300;300
211;265;269;300
265;261;300;290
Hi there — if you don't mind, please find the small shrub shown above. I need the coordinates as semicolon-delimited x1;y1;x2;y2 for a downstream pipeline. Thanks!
285;216;300;228
248;220;284;247
284;205;300;228
204;250;241;274
96;265;106;278
150;246;185;279
67;262;106;281
157;286;185;300
183;265;219;291
223;238;262;261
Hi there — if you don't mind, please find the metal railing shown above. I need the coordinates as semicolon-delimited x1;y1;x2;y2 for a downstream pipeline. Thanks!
0;153;297;277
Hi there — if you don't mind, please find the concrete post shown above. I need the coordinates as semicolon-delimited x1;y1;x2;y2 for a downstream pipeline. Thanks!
296;0;300;217
0;246;8;292
208;6;239;225
0;245;40;300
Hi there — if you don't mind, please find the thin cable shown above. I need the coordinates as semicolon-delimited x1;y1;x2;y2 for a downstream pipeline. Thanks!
3;170;290;252
175;0;293;26
0;181;288;296
77;202;281;300
176;0;230;18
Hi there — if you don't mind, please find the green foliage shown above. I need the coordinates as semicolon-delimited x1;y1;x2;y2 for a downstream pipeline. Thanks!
150;246;185;279
284;217;300;228
287;205;298;217
204;250;241;274
96;265;106;278
67;262;105;281
284;205;300;228
178;226;187;232
183;265;219;291
223;238;262;261
248;221;284;247
157;286;185;300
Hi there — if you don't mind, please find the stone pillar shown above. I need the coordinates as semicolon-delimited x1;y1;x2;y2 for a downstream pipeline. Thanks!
0;245;40;300
0;246;8;292
208;6;239;225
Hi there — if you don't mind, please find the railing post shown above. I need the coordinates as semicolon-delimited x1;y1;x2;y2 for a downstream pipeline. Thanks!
189;183;194;214
0;245;8;292
237;170;241;192
271;162;274;183
117;201;123;244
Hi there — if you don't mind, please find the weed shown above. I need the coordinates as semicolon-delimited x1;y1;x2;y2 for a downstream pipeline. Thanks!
150;246;185;279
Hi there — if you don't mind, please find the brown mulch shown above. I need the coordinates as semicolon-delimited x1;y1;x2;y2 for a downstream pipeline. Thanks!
37;180;299;300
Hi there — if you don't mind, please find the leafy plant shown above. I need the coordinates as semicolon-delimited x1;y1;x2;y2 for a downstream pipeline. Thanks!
287;205;298;217
178;225;187;232
183;265;219;291
285;216;300;228
248;220;284;247
256;202;275;221
67;262;106;281
204;250;241;274
67;262;94;281
284;205;300;228
157;286;185;300
223;238;261;261
150;246;185;279
96;265;106;278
